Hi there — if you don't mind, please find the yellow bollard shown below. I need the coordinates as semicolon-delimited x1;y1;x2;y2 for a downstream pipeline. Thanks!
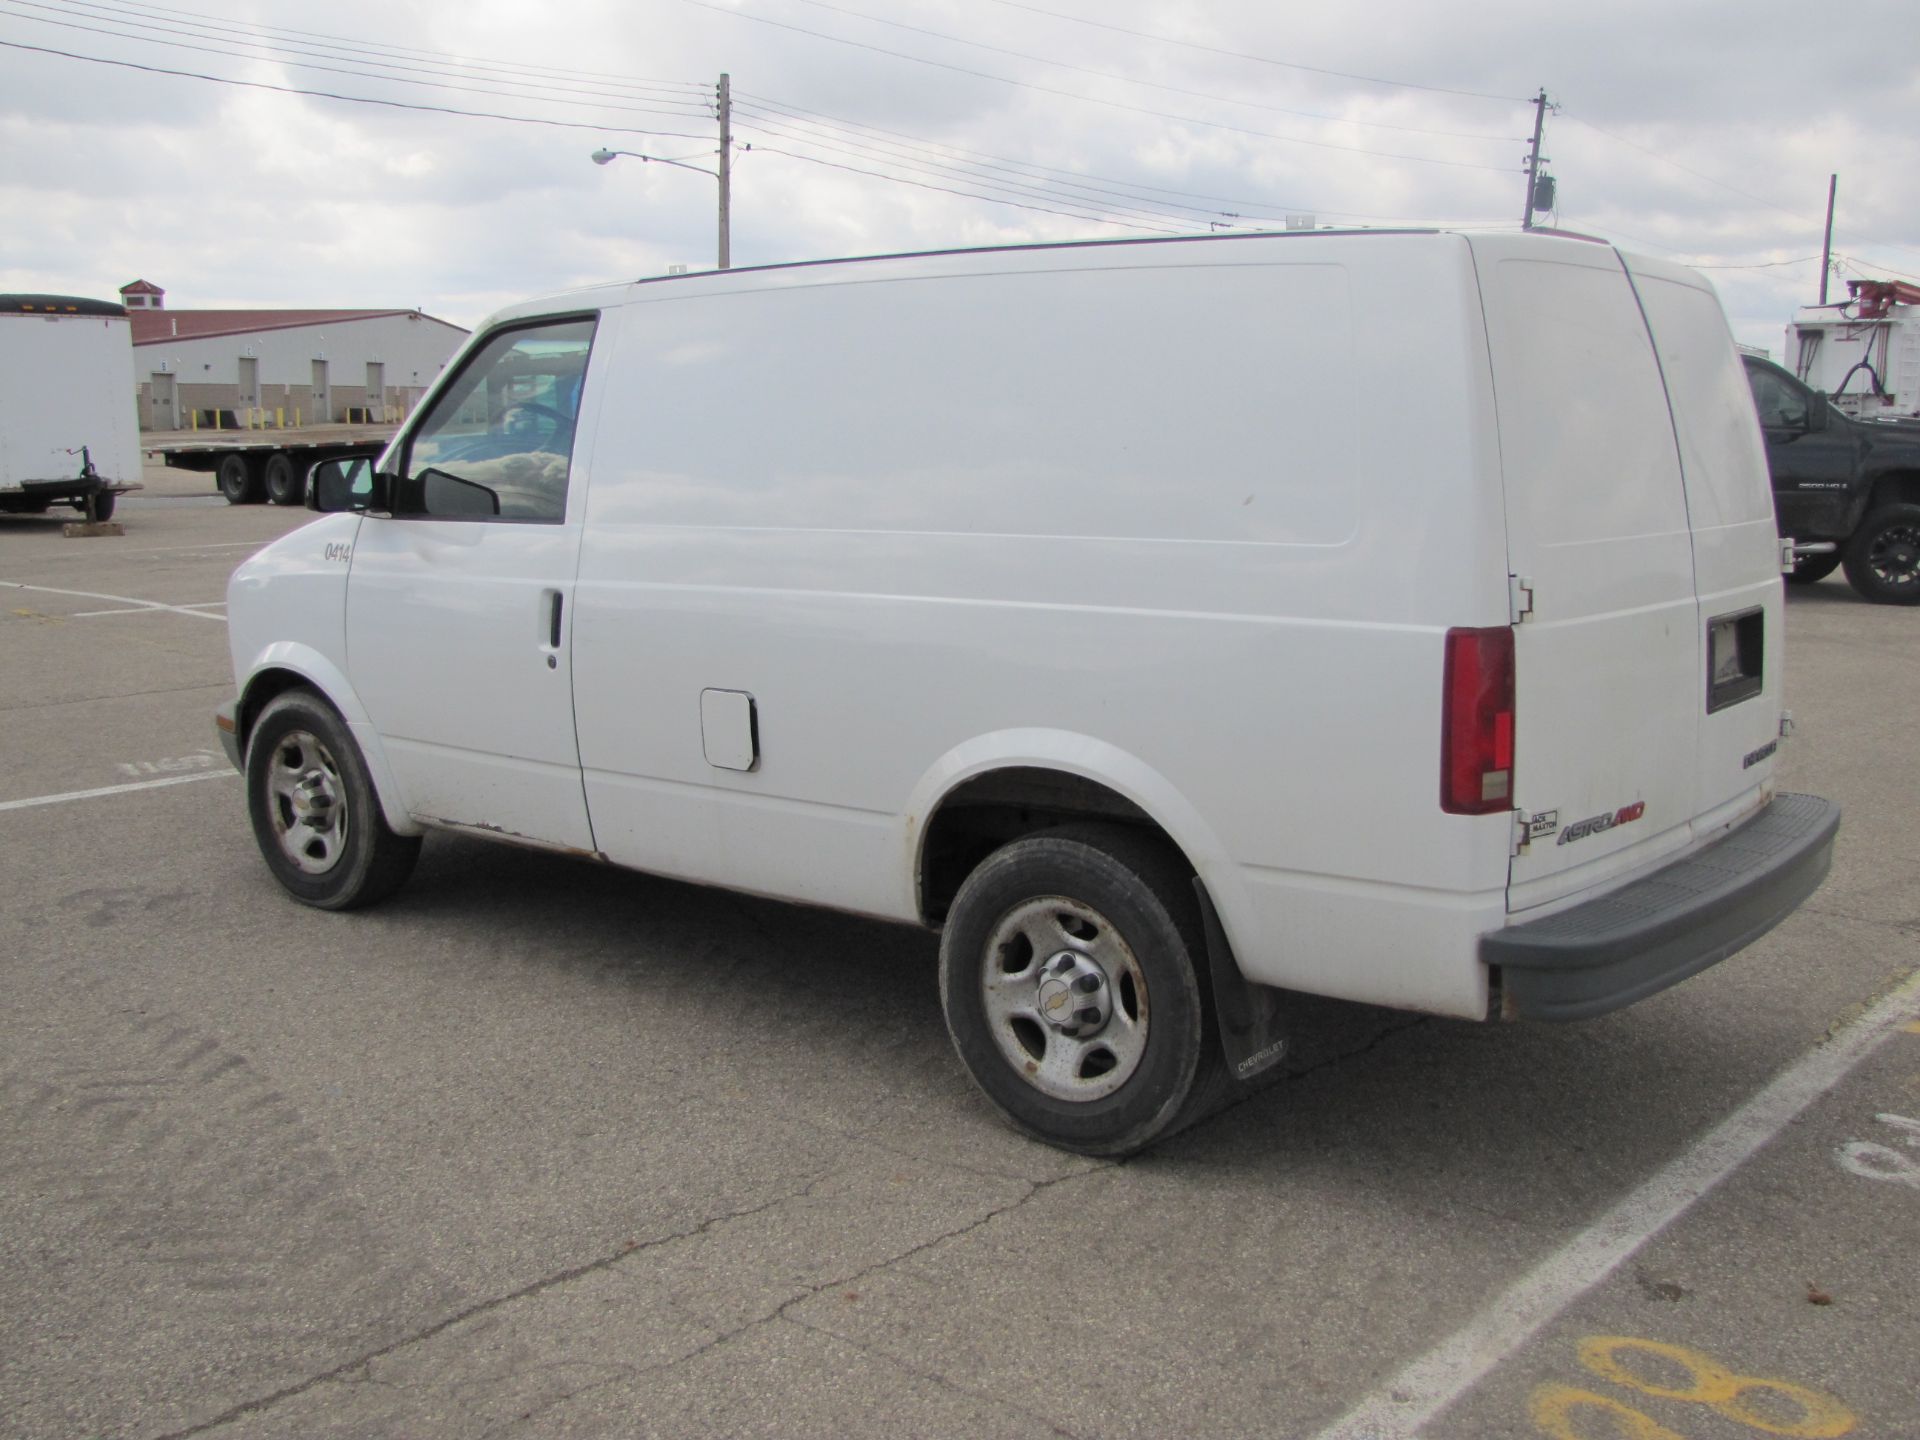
275;407;284;429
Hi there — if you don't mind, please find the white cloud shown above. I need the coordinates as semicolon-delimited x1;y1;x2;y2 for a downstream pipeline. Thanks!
0;0;1912;358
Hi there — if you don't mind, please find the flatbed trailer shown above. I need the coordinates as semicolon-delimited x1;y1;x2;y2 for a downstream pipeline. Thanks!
148;424;397;506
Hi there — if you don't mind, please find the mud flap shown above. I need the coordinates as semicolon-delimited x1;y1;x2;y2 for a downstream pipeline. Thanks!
1194;879;1288;1085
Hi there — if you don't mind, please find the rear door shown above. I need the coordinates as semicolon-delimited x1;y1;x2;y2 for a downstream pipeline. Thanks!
1469;235;1700;906
1624;257;1784;832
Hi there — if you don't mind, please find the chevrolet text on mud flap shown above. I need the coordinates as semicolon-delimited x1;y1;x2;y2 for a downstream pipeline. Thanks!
217;229;1839;1156
1556;801;1648;847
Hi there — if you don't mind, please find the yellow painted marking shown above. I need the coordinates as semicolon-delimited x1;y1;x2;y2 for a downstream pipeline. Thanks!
1574;1337;1855;1437
1530;1385;1683;1440
1901;1020;1920;1034
1580;1336;1732;1402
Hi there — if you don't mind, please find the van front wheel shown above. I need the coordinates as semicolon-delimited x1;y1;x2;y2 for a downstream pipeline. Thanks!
245;689;420;909
938;825;1220;1156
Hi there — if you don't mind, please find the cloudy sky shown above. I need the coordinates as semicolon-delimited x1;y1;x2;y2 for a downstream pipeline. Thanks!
2;0;1915;357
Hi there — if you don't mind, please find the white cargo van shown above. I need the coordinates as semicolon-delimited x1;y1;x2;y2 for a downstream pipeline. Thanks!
218;230;1838;1154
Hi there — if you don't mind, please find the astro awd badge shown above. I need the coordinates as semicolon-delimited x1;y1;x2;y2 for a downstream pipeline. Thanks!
1556;800;1647;846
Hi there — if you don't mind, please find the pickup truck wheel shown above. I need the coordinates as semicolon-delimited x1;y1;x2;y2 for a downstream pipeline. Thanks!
1785;550;1840;584
1841;503;1920;605
939;824;1221;1156
217;452;262;505
245;690;420;909
263;452;303;505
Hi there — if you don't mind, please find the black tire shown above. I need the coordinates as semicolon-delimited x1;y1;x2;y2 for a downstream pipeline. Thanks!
245;689;421;910
938;823;1226;1156
262;452;304;506
1841;503;1920;605
217;452;262;505
1784;550;1840;584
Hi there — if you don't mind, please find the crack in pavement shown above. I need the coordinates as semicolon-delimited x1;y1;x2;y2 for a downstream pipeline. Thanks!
148;1021;1437;1439
149;1172;834;1440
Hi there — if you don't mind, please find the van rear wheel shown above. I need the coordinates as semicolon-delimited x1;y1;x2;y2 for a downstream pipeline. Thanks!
1842;503;1920;605
938;824;1223;1156
245;689;420;909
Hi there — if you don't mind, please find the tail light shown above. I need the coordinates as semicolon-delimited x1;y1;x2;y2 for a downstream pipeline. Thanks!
1441;626;1515;815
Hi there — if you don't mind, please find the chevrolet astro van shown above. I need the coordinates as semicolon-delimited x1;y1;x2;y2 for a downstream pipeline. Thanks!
218;230;1839;1155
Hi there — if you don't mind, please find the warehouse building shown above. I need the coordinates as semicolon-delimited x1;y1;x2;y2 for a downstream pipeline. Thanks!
122;280;468;431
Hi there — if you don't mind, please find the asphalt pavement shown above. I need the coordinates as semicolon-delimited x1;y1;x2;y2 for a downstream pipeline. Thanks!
2;485;1915;1439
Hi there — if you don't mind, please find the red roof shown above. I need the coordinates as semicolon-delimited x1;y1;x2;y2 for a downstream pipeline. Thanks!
120;279;164;295
129;308;439;345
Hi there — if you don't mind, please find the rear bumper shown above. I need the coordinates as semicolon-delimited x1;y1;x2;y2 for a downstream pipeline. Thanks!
1484;792;1839;1022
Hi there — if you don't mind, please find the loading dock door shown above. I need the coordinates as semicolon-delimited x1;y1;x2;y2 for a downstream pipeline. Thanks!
311;359;330;424
150;372;176;429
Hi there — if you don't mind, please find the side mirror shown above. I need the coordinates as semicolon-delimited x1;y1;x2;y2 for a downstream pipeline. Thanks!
308;457;390;513
1807;393;1831;432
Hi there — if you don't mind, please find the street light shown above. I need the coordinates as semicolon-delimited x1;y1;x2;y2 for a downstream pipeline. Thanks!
593;74;733;270
591;147;729;271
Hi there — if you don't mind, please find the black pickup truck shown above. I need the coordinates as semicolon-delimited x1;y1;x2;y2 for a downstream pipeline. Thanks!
1744;353;1920;604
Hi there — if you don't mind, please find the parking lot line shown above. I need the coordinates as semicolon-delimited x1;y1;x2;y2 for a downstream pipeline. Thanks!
70;601;227;618
0;580;228;622
0;771;236;813
1313;966;1920;1440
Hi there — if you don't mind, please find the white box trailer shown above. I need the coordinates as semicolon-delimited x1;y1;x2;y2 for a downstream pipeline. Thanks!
0;295;142;520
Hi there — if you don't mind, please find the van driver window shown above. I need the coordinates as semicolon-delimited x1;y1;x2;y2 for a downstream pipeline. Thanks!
402;317;596;522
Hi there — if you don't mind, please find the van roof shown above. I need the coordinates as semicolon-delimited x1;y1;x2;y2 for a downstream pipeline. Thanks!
488;226;1454;327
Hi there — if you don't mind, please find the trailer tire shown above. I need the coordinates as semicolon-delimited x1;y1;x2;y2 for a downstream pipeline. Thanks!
217;452;261;505
85;491;116;521
263;452;304;506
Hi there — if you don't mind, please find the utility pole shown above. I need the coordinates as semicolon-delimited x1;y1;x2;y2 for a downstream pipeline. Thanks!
1521;88;1549;230
1819;173;1837;305
717;72;732;271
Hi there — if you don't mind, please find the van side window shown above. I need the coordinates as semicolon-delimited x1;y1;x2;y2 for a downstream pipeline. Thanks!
1747;365;1809;429
400;317;597;522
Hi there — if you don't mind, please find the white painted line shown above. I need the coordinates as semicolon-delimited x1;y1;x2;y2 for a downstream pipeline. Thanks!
0;581;227;622
0;770;236;813
1314;967;1920;1440
34;540;261;558
70;601;226;618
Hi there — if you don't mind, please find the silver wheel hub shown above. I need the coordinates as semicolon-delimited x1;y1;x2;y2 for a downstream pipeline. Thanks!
1035;951;1111;1037
264;729;349;875
980;896;1148;1103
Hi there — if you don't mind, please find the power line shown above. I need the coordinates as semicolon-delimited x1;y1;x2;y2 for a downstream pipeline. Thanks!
978;0;1527;103
735;113;1231;230
0;38;715;139
746;144;1184;233
679;0;1516;173
737;90;1515;226
1558;112;1814;232
45;0;712;96
782;0;1520;143
1686;256;1820;270
0;2;714;121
